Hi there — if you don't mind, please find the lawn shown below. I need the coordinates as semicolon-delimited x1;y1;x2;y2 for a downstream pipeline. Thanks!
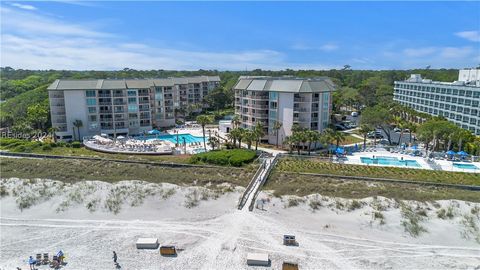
275;157;480;186
0;157;255;187
337;134;363;145
0;138;190;164
266;172;480;202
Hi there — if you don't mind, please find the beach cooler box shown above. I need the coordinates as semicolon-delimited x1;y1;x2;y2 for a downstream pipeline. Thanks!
160;245;177;256
247;253;269;266
282;261;299;270
136;238;159;249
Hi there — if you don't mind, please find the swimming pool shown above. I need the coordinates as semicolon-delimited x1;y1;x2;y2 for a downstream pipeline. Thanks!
137;133;206;144
360;156;421;167
453;163;479;170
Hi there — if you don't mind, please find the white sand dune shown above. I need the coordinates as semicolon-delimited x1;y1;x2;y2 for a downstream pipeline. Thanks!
1;178;479;270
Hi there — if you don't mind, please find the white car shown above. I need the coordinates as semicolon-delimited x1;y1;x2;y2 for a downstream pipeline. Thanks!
351;112;359;117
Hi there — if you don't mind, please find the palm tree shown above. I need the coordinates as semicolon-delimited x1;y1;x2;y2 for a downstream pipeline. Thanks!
283;136;294;154
358;124;372;151
208;136;220;151
237;128;246;148
306;130;319;155
48;127;59;142
244;130;255;149
73;120;83;142
254;122;265;151
320;128;334;150
232;115;241;129
273;121;282;148
228;128;241;147
329;129;345;148
196;115;212;151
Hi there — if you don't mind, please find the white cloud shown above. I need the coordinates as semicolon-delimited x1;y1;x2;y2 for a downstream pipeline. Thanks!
291;42;339;52
318;43;338;52
455;31;480;42
0;6;292;70
403;47;436;57
10;3;37;10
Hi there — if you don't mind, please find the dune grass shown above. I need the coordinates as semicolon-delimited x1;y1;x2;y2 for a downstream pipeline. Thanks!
276;158;480;186
0;157;255;187
266;172;480;202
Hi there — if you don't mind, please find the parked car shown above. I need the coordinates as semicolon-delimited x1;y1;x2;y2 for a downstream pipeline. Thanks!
351;111;359;117
367;131;383;139
334;124;347;131
393;127;401;133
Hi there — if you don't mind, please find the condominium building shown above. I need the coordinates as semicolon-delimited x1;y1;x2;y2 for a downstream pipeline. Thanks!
234;76;336;145
393;68;480;135
48;76;220;140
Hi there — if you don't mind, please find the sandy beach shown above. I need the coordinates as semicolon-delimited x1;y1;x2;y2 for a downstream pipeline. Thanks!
1;178;479;270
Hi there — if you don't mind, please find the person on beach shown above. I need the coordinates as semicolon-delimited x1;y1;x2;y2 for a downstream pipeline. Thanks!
28;256;35;270
113;251;118;264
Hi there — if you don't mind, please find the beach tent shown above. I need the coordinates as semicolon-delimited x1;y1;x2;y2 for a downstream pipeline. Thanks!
136;238;159;249
247;253;269;266
148;129;160;135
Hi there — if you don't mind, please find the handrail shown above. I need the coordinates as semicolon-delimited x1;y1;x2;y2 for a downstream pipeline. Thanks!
237;159;265;210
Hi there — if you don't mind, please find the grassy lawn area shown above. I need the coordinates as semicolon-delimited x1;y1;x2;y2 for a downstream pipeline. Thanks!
0;157;255;187
266;172;480;202
337;134;363;145
276;158;480;186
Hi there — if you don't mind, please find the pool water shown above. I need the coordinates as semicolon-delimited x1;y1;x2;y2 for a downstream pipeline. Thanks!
138;133;206;144
360;156;421;167
453;163;479;170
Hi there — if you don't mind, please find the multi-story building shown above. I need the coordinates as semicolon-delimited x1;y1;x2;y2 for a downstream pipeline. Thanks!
48;76;220;140
234;76;336;145
394;69;480;135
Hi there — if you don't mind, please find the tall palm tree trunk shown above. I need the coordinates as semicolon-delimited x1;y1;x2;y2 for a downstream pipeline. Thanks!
202;126;207;151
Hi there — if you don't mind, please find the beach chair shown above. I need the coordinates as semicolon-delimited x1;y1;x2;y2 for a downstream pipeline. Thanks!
36;254;42;265
43;253;49;264
50;255;59;268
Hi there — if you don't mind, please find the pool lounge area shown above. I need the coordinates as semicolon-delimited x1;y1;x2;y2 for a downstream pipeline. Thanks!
342;149;480;173
137;133;206;144
360;156;421;168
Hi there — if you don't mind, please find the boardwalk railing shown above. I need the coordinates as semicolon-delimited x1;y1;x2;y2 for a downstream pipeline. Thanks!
247;155;280;211
237;159;265;210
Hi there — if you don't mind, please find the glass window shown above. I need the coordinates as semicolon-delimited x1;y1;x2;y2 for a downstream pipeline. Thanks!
86;98;96;106
86;90;96;97
127;90;137;96
128;105;138;112
128;97;137;104
88;115;97;122
269;92;278;100
88;107;96;113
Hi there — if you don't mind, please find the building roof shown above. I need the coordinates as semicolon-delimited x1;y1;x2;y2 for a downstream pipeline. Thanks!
47;76;221;91
234;76;336;93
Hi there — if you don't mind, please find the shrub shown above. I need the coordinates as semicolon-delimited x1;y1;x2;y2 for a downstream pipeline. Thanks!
49;142;58;148
190;149;256;167
71;141;81;148
348;200;363;211
42;144;52;151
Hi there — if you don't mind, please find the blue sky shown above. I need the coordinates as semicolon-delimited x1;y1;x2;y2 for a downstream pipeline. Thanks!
1;1;479;70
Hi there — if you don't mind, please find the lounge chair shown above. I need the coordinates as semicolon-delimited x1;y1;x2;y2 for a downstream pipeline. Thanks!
43;253;49;264
36;254;42;266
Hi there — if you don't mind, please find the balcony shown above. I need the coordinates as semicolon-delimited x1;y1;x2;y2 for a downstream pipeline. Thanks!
293;108;309;113
99;102;112;106
113;93;125;97
113;101;126;105
98;93;111;98
50;94;64;99
51;102;65;107
99;109;113;114
294;98;309;102
293;117;309;122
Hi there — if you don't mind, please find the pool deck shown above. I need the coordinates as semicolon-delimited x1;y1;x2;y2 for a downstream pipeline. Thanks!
344;150;480;173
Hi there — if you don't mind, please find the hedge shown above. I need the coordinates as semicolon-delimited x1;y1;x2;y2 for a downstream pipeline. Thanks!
190;149;257;167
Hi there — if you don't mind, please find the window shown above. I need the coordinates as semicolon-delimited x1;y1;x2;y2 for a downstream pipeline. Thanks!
128;97;137;104
269;92;278;100
128;105;138;112
88;115;97;122
86;98;96;106
127;90;137;96
270;101;277;109
86;90;96;97
88;107;96;113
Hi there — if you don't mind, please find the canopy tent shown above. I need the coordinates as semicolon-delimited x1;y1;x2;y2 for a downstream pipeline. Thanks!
335;147;345;155
457;151;468;156
446;150;456;155
148;129;161;135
